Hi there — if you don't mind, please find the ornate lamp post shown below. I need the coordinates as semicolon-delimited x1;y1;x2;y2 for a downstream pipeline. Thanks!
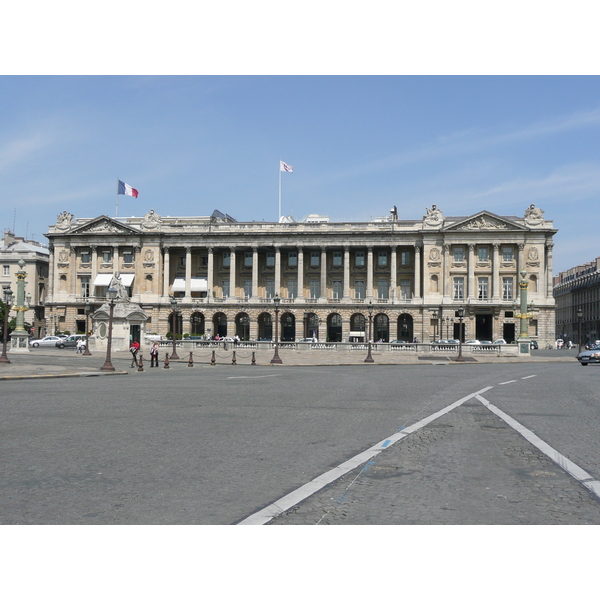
270;294;283;364
170;297;180;360
512;270;535;355
455;307;465;362
1;286;14;364
100;286;118;372
364;300;374;363
83;298;92;356
577;307;583;353
10;259;31;352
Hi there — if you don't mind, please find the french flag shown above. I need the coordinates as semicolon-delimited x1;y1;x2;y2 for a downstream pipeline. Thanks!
117;180;139;197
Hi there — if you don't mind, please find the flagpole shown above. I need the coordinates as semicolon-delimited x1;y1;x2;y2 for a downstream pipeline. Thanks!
278;159;282;222
116;178;119;217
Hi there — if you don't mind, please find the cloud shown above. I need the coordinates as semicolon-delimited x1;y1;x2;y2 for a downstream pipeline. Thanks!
0;133;50;173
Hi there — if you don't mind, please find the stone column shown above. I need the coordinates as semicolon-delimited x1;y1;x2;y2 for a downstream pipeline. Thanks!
468;244;475;299
134;245;142;299
367;246;374;299
69;246;77;296
185;246;192;298
492;244;500;300
297;247;304;299
320;247;327;301
113;245;119;272
343;246;350;300
48;245;55;303
91;246;98;298
546;242;554;298
517;243;525;301
207;247;214;300
414;244;421;299
275;246;281;297
252;246;259;299
390;245;397;303
229;248;236;299
442;244;449;298
162;246;170;297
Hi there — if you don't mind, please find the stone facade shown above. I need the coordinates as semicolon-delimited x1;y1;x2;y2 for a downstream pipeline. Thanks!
44;205;557;347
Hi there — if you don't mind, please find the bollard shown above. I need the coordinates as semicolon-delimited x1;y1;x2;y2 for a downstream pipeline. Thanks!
232;350;237;365
164;353;170;369
188;351;194;367
251;351;256;366
211;350;216;366
137;354;144;372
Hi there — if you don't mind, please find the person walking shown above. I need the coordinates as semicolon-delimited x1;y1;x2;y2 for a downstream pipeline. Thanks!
150;342;159;367
130;339;140;368
76;337;85;354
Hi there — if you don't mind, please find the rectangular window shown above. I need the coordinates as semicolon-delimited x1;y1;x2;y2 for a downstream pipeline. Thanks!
355;280;365;299
332;252;342;267
502;246;513;262
124;252;134;264
244;252;253;267
401;251;411;266
243;279;252;298
378;252;388;267
453;247;465;262
265;278;275;298
266;252;275;267
288;252;297;267
201;256;208;266
309;280;320;299
377;279;389;299
478;276;489;299
400;279;411;299
80;277;90;298
222;280;230;298
102;250;111;263
3;265;9;276
453;277;465;299
332;280;342;299
222;252;230;267
287;279;297;299
80;250;90;263
355;251;365;267
310;252;319;267
502;277;514;300
478;247;489;262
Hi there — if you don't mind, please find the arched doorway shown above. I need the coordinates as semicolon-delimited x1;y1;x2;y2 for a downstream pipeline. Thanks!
397;313;413;342
257;312;272;340
236;313;250;340
212;312;228;338
169;311;183;338
350;313;366;342
375;313;389;342
190;311;205;336
327;313;342;342
281;312;295;341
304;312;319;340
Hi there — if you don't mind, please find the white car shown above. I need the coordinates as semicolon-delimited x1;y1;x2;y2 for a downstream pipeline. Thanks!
29;336;63;347
493;339;507;344
465;339;480;345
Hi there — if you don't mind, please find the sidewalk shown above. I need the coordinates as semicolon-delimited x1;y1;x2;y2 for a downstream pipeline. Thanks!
0;347;578;379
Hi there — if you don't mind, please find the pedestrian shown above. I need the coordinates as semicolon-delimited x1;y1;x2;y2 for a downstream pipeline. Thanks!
149;342;159;367
130;339;140;368
234;334;240;345
76;338;85;354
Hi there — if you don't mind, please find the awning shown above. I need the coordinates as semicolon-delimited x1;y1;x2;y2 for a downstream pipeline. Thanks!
93;273;135;287
171;278;208;292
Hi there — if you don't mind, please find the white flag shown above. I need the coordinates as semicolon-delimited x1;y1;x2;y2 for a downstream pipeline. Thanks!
280;160;293;173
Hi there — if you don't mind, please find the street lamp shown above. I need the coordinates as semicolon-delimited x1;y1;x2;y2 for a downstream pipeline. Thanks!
455;307;465;362
270;294;283;364
364;300;374;363
577;307;583;354
83;298;92;356
100;286;118;372
170;297;180;360
1;286;14;364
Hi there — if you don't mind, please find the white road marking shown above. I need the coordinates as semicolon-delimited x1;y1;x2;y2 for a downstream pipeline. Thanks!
476;394;600;500
521;375;537;379
237;386;493;525
499;380;517;385
227;375;281;380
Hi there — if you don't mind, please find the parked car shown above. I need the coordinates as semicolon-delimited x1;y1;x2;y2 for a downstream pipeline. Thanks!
29;336;63;347
56;334;87;349
577;344;600;366
493;339;507;345
530;340;539;349
390;339;410;344
465;339;480;345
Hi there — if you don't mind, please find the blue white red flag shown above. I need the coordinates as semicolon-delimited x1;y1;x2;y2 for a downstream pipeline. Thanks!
280;161;293;173
117;180;139;197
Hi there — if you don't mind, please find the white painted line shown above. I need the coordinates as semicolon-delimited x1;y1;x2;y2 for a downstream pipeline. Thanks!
237;386;494;525
227;375;281;379
521;375;537;379
476;395;600;500
499;380;517;385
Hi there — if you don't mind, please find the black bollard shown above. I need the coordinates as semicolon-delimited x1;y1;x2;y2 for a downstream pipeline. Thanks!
164;353;170;369
137;354;144;372
232;350;237;365
188;351;194;367
211;350;216;366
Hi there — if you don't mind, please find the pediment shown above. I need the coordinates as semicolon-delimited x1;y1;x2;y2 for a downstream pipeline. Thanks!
70;216;140;236
444;211;526;232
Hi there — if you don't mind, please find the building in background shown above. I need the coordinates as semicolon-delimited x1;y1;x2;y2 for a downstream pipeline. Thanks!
43;205;557;346
0;231;49;338
554;257;600;347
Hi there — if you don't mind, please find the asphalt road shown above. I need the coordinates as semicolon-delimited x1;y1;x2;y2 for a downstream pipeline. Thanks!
2;359;599;524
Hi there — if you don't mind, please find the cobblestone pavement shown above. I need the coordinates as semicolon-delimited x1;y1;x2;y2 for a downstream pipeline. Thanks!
269;398;600;525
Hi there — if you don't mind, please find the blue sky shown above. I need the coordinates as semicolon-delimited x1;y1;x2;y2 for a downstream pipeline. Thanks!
1;75;598;274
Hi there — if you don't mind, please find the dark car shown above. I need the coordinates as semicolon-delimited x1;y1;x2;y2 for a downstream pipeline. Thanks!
577;345;600;366
56;334;87;349
530;340;538;350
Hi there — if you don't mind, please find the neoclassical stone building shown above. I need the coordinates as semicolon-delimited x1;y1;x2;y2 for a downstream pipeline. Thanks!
44;205;557;346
